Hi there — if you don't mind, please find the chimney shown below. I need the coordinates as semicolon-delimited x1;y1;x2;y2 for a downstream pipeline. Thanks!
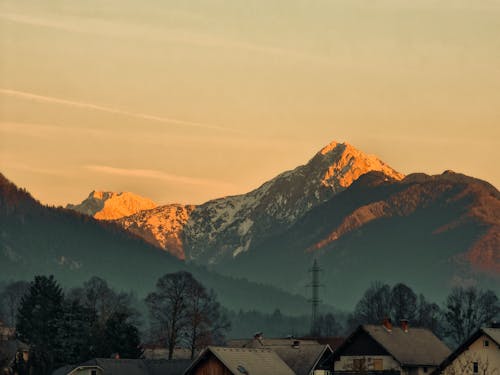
253;331;264;345
400;319;409;333
382;317;392;332
254;332;263;340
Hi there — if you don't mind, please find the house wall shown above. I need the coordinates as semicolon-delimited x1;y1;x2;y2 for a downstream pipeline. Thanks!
188;356;232;375
442;334;500;375
334;355;401;372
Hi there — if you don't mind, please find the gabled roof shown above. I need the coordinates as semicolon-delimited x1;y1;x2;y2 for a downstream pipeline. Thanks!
272;344;332;375
335;325;451;367
52;358;192;375
145;359;192;375
299;336;345;351
184;346;296;375
228;338;320;348
227;336;332;375
77;359;149;375
482;327;500;345
433;327;500;374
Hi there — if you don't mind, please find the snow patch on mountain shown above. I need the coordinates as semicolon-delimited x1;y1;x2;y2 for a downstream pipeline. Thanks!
183;141;404;263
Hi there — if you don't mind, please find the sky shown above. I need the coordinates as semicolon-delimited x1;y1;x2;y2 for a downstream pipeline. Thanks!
1;0;499;206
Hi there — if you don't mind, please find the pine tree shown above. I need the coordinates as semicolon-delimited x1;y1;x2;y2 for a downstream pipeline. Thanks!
16;275;65;374
102;312;143;359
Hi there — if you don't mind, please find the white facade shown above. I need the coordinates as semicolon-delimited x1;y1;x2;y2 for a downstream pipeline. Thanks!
334;355;438;375
442;334;500;375
334;354;401;372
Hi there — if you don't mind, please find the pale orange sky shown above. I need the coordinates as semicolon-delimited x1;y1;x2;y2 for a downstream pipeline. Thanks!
1;0;499;206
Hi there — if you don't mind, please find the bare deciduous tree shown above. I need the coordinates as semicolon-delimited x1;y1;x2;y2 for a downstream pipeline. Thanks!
390;283;417;323
414;293;441;334
146;272;229;360
443;287;499;346
349;281;392;328
67;276;140;327
185;285;230;359
146;272;194;360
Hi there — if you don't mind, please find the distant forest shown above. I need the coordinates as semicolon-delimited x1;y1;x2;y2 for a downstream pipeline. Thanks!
1;273;498;351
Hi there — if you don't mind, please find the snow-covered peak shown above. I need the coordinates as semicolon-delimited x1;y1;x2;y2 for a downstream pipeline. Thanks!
312;141;404;189
184;140;405;262
67;191;157;220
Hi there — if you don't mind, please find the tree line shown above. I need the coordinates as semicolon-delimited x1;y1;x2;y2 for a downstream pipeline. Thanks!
0;276;497;374
0;272;229;375
347;281;499;346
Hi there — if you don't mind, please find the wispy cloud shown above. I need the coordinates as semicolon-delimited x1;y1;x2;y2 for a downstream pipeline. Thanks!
0;88;233;132
0;13;330;65
0;121;108;139
1;162;74;177
85;165;234;189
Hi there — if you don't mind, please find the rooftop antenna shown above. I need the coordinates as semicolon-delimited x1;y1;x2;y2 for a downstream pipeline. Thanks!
308;258;323;336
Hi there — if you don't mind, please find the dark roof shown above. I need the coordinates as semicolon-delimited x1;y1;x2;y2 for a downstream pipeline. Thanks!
298;336;346;351
272;344;332;375
336;325;451;367
145;359;192;375
79;359;150;375
228;337;320;348
1;339;29;362
52;365;78;375
185;346;296;375
433;327;500;374
52;358;192;375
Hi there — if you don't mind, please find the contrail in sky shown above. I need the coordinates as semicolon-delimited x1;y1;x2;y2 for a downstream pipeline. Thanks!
0;88;233;132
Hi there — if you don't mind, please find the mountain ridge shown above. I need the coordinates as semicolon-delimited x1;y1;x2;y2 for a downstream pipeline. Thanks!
67;190;157;220
0;172;321;315
67;141;405;262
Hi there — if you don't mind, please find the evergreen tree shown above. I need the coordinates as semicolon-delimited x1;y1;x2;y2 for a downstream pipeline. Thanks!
101;312;143;359
58;300;97;364
16;275;64;374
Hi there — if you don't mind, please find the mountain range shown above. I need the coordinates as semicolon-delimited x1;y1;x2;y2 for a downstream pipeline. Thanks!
1;140;498;311
66;141;499;308
0;173;317;315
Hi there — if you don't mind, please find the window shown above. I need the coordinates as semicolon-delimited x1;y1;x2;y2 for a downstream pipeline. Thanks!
353;358;366;371
90;371;97;375
423;367;428;373
372;359;383;371
484;340;489;347
237;365;248;375
473;362;479;373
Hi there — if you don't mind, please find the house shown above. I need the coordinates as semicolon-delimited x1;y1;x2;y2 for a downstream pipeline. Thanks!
228;334;334;375
432;326;500;375
0;321;15;341
183;346;296;375
332;320;451;375
51;358;192;375
1;339;30;375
